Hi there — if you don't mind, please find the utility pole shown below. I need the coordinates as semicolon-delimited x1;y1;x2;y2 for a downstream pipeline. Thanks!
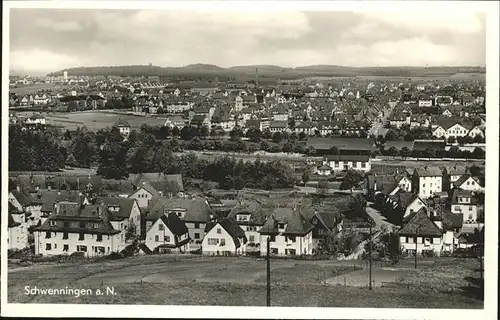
414;226;420;269
369;222;373;290
266;236;271;306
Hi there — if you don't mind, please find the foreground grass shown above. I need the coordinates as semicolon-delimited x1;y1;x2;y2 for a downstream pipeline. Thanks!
9;281;483;308
6;256;483;308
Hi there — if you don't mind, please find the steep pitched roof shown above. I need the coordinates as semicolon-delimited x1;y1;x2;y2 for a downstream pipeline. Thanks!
398;209;443;237
227;200;267;225
97;197;137;221
10;189;41;206
205;218;247;248
159;212;189;236
450;189;477;205
453;174;483;188
147;197;214;222
414;166;443;177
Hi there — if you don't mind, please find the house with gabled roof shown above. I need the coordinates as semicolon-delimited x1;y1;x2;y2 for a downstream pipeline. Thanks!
32;201;125;257
387;192;427;218
412;166;443;199
259;207;314;256
9;188;43;227
97;197;142;240
145;211;190;253
128;180;161;209
113;119;131;136
452;174;484;192
8;203;29;250
146;197;215;249
450;189;481;224
202;218;247;256
226;200;266;253
398;208;445;256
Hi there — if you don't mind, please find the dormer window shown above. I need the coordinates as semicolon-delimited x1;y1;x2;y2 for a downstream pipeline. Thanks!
49;220;57;227
278;223;286;230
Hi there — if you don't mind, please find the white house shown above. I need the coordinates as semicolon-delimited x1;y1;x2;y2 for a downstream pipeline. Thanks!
202;218;247;256
323;155;371;173
145;212;190;253
128;181;160;209
8;203;29;251
316;164;332;176
114;119;131;136
452;175;484;192
467;126;485;139
445;166;468;190
412;167;443;199
396;175;412;192
259;208;314;256
97;197;142;240
147;197;215;250
32;202;126;257
227;200;267;253
398;209;445;256
9;188;43;227
24;114;46;125
450;190;480;224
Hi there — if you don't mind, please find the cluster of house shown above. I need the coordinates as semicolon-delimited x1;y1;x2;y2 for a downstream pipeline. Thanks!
367;165;484;256
387;92;485;140
7;172;346;258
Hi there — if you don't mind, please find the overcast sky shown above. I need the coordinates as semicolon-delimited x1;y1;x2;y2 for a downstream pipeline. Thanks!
9;9;486;74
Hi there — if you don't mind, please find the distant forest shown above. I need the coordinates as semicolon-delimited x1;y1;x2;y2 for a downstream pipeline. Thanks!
47;64;486;81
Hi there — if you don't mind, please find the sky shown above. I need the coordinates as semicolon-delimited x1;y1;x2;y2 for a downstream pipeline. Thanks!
9;8;486;75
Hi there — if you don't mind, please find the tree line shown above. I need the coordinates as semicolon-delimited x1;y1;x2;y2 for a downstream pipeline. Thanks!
9;125;296;190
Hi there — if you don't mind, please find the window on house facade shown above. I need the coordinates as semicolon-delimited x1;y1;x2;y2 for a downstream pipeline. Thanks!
165;236;171;242
194;233;200;239
217;228;222;234
63;232;68;240
249;235;255;242
159;224;164;231
208;238;218;245
45;232;51;239
288;236;296;242
45;243;52;250
63;244;69;252
97;234;103;242
220;239;226;246
361;162;366;168
270;235;276;242
469;206;473;211
79;233;85;241
77;245;87;252
155;235;159;242
194;223;200;229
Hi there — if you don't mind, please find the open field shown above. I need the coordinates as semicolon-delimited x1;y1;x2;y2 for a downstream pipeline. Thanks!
16;111;167;130
6;255;483;308
9;83;58;95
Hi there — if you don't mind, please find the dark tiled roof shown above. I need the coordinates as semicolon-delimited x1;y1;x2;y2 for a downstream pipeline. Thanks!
97;197;137;221
8;212;21;228
384;140;414;151
450;189;477;205
398;209;443;237
9;202;24;215
325;154;370;162
147;197;214;222
33;202;119;235
227;200;267;226
414;166;443;177
10;189;40;206
114;119;131;127
160;212;189;236
307;137;374;151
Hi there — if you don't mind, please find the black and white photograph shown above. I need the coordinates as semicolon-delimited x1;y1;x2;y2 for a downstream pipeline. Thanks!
1;1;498;319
